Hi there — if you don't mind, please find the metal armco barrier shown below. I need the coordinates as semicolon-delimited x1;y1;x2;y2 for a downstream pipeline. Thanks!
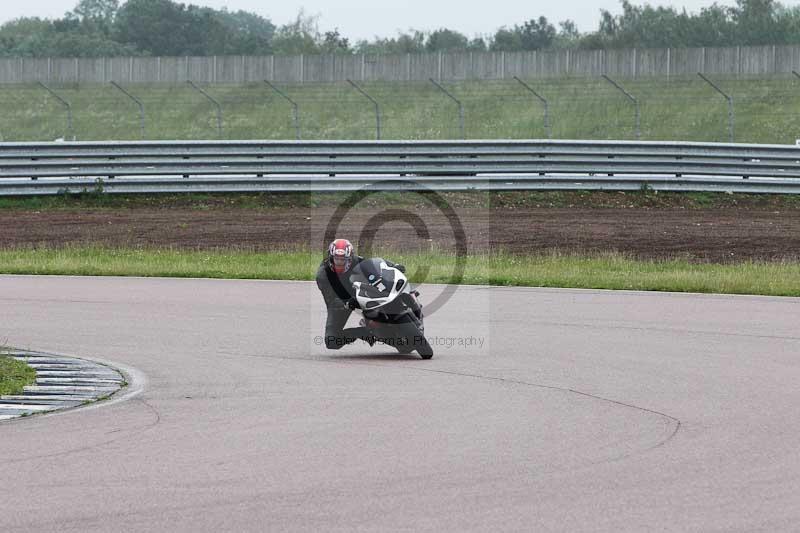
2;140;800;195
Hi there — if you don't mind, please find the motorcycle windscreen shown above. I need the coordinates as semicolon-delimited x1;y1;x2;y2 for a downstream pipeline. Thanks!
351;258;396;297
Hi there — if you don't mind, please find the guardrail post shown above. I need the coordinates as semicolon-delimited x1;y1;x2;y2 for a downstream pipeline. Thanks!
187;80;223;138
429;78;465;139
513;76;551;139
601;74;640;140
37;81;75;141
264;80;301;140
346;79;381;140
697;72;734;142
110;81;146;139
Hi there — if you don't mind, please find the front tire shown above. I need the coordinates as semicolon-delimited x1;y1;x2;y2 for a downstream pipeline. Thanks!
394;318;433;359
416;336;434;359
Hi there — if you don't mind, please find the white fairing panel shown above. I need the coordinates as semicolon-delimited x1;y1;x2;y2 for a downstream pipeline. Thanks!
354;264;409;311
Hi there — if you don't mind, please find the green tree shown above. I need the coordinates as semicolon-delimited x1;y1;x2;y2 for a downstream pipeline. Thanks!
467;37;488;51
520;17;556;49
0;15;136;57
425;28;469;52
733;0;783;45
114;0;194;54
271;9;321;54
213;9;275;54
554;20;581;48
355;30;426;54
321;28;351;54
0;17;53;56
113;0;232;55
68;0;119;23
686;5;735;46
490;27;523;51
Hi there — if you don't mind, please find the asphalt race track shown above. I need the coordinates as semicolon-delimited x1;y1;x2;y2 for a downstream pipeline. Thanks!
1;275;799;531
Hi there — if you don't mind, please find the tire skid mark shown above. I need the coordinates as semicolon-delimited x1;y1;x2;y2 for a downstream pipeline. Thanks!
0;397;160;466
231;351;682;465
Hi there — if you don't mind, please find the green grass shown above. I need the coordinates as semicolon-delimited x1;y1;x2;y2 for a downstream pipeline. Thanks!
1;190;800;212
1;246;798;297
2;76;800;143
0;353;36;397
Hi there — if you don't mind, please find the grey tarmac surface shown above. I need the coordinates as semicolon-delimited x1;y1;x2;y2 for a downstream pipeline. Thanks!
1;275;799;532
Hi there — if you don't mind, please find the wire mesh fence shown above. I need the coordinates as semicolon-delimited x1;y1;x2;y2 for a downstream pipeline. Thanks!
2;75;800;143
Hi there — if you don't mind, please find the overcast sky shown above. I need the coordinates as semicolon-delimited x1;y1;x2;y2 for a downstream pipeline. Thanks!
1;0;743;41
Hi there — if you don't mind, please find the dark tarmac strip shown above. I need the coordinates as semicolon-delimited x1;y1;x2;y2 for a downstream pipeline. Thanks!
1;275;799;531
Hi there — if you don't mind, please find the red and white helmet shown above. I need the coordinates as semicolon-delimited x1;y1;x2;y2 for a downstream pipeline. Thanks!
328;238;354;273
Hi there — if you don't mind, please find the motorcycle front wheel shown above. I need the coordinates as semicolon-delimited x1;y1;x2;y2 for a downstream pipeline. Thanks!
394;318;433;359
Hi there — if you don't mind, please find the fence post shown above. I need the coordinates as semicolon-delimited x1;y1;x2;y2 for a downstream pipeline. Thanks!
110;81;146;139
601;74;641;140
430;78;465;139
736;46;741;77
666;48;670;80
697;72;734;142
187;80;223;138
469;51;474;79
347;79;381;140
264;80;301;140
513;76;551;139
300;54;305;83
601;49;609;76
566;49;571;75
361;54;366;81
773;45;777;74
37;81;74;141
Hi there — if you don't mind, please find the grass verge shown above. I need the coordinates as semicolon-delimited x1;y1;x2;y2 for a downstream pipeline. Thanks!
0;246;798;297
0;352;37;396
1;190;800;212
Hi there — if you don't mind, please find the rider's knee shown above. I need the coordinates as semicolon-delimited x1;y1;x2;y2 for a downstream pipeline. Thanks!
325;336;343;350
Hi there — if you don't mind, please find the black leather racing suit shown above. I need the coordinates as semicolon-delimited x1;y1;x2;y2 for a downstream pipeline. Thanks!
315;256;372;350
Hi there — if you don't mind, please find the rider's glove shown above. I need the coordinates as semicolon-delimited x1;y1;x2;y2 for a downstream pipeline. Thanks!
345;297;360;310
395;263;406;273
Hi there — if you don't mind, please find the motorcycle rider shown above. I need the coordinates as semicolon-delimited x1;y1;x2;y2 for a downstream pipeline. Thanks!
316;238;405;350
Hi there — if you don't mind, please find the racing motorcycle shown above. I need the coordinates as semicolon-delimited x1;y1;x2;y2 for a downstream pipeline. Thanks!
348;258;433;359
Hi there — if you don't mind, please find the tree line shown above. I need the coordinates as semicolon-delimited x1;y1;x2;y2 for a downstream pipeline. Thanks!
2;0;800;58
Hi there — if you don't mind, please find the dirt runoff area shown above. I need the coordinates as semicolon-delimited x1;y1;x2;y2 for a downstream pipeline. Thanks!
0;192;799;263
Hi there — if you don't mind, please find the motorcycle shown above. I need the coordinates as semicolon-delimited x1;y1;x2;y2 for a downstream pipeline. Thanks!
348;257;433;359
